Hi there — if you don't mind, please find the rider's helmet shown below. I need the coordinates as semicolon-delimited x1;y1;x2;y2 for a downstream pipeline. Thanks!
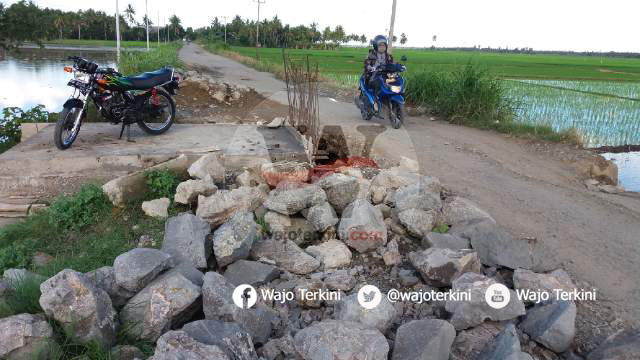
372;35;388;52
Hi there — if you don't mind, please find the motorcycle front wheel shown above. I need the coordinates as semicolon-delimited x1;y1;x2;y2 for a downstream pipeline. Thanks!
389;101;405;129
358;91;373;121
137;87;175;135
54;106;83;150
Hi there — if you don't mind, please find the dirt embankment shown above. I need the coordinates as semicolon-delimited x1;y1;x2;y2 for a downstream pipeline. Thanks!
174;70;288;124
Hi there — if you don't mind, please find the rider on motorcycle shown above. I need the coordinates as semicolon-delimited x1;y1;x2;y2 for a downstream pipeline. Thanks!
364;35;394;112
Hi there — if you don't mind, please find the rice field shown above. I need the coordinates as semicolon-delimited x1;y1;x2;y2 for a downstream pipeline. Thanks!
505;80;640;148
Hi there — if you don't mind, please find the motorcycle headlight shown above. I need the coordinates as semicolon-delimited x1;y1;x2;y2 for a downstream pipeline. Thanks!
391;85;402;93
75;72;89;82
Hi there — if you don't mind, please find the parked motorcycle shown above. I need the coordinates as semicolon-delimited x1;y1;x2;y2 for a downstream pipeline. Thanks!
54;56;180;150
355;61;407;129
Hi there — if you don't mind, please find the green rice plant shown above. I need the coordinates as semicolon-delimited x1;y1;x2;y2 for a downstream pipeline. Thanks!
118;42;184;75
504;80;640;147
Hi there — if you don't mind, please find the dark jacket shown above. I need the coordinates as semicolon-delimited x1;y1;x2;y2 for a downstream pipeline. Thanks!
363;49;394;75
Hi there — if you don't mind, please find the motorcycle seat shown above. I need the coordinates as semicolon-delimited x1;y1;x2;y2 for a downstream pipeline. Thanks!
122;68;173;90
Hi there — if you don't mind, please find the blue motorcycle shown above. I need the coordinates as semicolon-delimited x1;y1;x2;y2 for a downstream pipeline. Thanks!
355;62;407;129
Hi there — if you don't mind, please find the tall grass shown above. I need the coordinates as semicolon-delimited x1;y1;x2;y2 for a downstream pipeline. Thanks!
405;63;516;125
118;42;184;75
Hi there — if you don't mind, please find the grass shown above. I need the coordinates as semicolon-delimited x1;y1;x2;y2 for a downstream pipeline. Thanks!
208;43;637;146
228;46;640;82
0;184;167;277
118;42;184;75
44;39;160;48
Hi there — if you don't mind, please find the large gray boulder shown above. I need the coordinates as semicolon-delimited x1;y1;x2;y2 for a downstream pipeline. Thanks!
182;320;258;360
202;272;275;345
445;273;525;330
0;313;56;360
441;196;494;225
370;169;426;190
477;323;533;360
397;208;437;238
394;182;442;213
513;268;576;303
392;319;456;360
212;212;258;267
150;330;230;360
302;202;339;232
317;173;360;213
263;182;326;215
422;232;470;250
188;154;225;183
163;213;212;269
120;269;202;341
333;293;397;332
323;269;356;291
586;328;640;360
338;199;387;253
263;211;316;246
196;187;266;227
175;179;218;204
305;240;352;269
452;218;534;270
260;161;311;187
85;266;136;308
223;260;279;286
519;300;576;353
251;238;320;275
113;248;174;293
408;248;481;286
293;320;389;360
450;322;506;360
39;269;116;347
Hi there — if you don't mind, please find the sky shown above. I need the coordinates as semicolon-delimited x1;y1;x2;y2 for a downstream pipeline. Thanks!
5;0;640;52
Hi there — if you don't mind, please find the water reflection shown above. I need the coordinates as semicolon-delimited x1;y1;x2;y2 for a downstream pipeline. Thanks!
601;151;640;192
0;48;116;113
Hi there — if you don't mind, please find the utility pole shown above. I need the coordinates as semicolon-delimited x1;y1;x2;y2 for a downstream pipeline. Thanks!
157;10;160;45
222;16;228;44
145;0;150;50
116;0;121;62
388;0;397;53
254;0;265;58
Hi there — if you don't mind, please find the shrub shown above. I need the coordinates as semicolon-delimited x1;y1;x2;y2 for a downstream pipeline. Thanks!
144;168;181;200
118;42;184;75
48;184;111;231
405;63;516;125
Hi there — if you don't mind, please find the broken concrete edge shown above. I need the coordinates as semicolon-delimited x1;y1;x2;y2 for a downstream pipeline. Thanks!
102;154;197;207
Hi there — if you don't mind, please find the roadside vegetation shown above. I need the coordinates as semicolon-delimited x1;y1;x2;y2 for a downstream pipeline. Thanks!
118;42;184;75
43;39;159;48
0;168;188;357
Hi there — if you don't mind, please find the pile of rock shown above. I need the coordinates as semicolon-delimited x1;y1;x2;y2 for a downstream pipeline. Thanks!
1;154;638;360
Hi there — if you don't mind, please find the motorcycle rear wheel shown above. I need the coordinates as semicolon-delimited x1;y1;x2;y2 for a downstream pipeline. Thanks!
54;106;83;150
137;87;175;135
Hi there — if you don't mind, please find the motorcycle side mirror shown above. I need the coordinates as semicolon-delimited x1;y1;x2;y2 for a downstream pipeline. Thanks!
401;55;408;62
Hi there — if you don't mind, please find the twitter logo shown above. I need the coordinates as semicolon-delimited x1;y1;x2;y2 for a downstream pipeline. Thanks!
358;285;382;309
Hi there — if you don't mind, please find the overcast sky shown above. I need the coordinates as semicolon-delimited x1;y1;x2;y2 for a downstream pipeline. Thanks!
6;0;639;52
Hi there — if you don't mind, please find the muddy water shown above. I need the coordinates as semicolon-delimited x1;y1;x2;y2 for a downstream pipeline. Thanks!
0;47;115;113
601;151;640;192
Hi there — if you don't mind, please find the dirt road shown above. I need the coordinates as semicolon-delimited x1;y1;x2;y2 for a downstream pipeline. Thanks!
179;43;640;325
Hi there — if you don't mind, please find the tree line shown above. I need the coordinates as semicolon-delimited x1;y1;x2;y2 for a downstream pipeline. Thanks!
0;0;188;50
196;16;408;49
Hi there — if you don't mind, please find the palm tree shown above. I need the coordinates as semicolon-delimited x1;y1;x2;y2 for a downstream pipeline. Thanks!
54;16;64;39
169;15;181;40
124;4;136;26
400;33;407;45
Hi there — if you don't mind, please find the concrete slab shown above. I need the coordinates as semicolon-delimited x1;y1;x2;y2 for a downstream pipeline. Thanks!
0;123;306;202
